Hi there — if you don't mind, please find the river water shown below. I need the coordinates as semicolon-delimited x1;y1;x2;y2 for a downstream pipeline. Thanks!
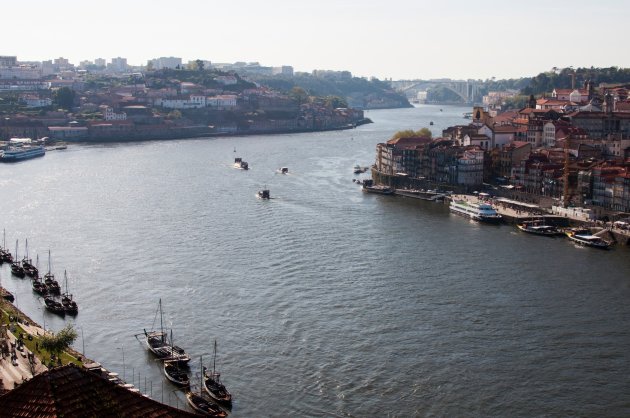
1;105;629;417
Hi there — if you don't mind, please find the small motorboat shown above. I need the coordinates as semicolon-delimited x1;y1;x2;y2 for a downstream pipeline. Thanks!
257;189;270;199
278;167;288;174
234;157;249;170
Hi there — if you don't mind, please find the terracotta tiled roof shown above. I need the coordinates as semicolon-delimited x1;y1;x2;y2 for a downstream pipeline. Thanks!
0;364;198;417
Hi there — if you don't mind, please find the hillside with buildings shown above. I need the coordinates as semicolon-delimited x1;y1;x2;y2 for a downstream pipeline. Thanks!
374;79;630;216
0;56;370;142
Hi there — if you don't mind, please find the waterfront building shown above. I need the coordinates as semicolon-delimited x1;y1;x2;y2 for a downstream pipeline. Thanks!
592;166;627;209
496;141;532;180
613;172;630;212
101;105;127;121
457;149;484;185
374;136;433;177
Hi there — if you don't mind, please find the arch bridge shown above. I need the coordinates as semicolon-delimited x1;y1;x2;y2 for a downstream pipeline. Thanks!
391;79;482;104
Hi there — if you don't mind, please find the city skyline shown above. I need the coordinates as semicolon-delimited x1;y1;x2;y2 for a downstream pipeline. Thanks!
6;0;630;81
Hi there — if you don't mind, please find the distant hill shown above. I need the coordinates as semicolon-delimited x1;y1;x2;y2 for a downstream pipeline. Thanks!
521;66;630;96
248;73;412;109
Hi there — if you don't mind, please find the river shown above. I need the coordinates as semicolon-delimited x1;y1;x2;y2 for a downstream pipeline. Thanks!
1;104;629;417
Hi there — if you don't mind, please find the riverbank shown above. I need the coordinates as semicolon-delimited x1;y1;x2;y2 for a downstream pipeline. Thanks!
0;291;87;393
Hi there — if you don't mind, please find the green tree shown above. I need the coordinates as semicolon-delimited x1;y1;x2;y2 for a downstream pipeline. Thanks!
40;324;78;363
53;87;76;110
416;127;432;138
195;59;204;71
324;95;348;109
391;127;432;140
289;86;309;105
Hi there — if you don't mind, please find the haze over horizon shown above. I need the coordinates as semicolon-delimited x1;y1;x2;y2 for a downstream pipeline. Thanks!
7;0;629;81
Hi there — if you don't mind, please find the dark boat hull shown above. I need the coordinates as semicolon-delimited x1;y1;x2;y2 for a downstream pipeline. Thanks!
186;391;227;417
164;362;190;387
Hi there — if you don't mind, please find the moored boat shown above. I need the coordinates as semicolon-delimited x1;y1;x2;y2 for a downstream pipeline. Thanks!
44;295;65;316
32;278;47;296
0;229;12;263
22;239;39;278
164;360;190;387
449;199;502;223
394;188;446;201
516;220;562;236
0;145;45;162
143;299;191;365
187;356;228;417
203;340;232;408
185;390;227;417
362;179;394;195
10;240;25;278
61;270;78;315
565;228;611;249
43;250;61;295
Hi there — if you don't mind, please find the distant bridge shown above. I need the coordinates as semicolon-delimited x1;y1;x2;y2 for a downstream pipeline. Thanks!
390;79;482;104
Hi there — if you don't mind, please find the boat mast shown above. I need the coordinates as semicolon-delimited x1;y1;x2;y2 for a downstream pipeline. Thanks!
159;298;165;343
213;340;217;375
15;240;19;261
47;249;52;275
24;238;28;262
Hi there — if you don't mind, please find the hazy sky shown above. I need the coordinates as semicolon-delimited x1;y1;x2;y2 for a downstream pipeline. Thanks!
6;0;628;80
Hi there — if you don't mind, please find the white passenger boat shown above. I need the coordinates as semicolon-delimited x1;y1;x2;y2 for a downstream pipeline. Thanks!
449;199;502;223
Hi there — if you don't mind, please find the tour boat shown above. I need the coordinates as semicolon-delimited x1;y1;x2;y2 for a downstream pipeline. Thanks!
43;250;61;295
0;145;45;162
516;221;562;236
449;199;502;223
565;228;611;249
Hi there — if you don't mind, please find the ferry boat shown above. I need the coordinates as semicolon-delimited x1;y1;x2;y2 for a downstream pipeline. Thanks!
449;199;502;223
565;228;611;249
0;145;45;162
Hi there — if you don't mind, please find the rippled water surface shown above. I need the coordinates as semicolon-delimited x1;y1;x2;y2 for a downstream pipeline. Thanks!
1;105;630;417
